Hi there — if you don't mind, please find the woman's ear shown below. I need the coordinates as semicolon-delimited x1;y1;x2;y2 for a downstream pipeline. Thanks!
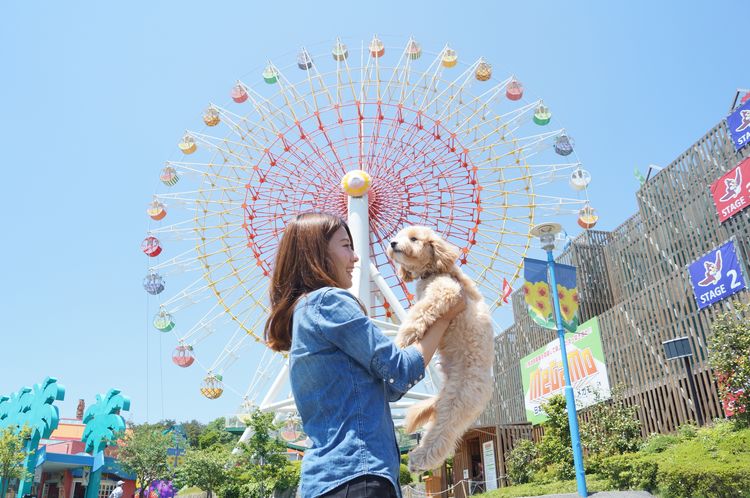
397;265;415;283
430;237;460;273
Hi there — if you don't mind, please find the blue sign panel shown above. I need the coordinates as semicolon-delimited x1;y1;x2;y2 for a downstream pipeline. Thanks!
688;240;746;310
727;99;750;151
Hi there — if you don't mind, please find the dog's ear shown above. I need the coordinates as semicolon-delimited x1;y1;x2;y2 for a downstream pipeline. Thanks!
430;236;460;273
397;265;415;283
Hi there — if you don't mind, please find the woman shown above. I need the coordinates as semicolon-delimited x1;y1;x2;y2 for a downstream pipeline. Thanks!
264;212;464;498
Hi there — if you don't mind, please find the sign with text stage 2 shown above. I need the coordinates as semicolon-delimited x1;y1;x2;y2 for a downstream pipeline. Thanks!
688;240;746;310
727;99;750;151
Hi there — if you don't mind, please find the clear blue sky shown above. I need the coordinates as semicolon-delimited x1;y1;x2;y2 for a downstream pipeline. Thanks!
1;0;744;424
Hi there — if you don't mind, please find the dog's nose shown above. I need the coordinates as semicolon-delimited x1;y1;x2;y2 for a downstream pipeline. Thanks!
390;241;397;249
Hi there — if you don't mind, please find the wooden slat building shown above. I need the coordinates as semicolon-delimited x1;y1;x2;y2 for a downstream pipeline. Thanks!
451;118;750;492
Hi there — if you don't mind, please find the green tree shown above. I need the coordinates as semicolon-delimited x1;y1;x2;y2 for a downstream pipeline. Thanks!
198;417;238;449
117;423;172;498
505;438;539;485
173;447;230;498
0;427;31;498
180;420;205;448
233;410;299;498
581;385;642;457
709;302;750;427
537;395;574;481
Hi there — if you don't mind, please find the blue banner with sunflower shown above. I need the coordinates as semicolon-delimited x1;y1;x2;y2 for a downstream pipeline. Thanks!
523;258;579;332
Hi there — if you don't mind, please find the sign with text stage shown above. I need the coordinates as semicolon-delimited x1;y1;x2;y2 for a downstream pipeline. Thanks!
688;240;746;310
727;99;750;151
711;158;750;223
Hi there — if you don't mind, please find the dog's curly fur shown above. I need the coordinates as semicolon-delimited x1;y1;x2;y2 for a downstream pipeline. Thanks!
387;226;495;472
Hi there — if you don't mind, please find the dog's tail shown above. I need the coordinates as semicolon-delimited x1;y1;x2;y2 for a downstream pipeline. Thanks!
404;397;437;433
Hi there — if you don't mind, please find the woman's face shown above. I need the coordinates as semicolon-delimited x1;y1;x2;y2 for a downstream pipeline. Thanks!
328;226;359;288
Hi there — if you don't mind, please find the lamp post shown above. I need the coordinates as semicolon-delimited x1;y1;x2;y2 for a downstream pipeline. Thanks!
530;222;588;497
662;337;704;426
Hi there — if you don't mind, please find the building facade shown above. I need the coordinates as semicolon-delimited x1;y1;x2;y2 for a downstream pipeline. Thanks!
450;112;750;493
4;418;136;498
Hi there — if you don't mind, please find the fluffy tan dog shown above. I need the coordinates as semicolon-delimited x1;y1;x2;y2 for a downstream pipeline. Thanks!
387;226;494;472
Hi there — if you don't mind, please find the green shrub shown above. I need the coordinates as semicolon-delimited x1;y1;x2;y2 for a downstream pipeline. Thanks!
581;385;642;458
505;438;538;485
583;453;603;475
597;453;657;491
399;463;413;485
536;395;575;481
676;422;698;440
655;423;750;497
640;433;680;454
658;466;750;498
530;465;559;485
708;302;750;427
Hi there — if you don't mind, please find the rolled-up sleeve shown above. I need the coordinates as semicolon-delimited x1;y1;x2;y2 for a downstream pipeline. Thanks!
313;288;425;400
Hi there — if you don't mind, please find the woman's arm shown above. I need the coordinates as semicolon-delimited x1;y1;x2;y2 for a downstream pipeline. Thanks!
412;296;466;365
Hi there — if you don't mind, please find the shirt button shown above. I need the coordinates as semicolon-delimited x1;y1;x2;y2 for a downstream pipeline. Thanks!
389;378;395;383
418;374;424;380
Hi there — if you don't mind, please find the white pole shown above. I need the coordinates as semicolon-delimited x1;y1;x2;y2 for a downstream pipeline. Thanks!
348;193;371;313
235;362;290;453
259;362;289;410
370;262;407;321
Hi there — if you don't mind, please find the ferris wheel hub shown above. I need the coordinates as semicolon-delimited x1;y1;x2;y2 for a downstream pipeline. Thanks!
341;170;372;197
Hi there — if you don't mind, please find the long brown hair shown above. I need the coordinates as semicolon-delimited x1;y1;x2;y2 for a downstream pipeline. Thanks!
264;212;354;352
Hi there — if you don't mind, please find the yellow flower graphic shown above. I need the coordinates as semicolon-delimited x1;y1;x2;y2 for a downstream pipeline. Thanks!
523;282;534;301
529;282;552;319
557;284;579;323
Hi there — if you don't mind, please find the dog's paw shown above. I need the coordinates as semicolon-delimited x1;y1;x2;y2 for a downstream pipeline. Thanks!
396;331;420;348
407;447;435;473
398;324;424;344
407;449;423;473
395;336;410;348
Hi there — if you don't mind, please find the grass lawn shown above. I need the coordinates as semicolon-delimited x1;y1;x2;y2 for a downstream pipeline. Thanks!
176;487;203;496
480;476;609;497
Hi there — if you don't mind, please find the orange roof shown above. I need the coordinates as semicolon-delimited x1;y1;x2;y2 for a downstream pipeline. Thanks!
50;422;84;440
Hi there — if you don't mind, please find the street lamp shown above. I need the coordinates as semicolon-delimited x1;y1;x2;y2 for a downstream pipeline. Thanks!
530;222;588;498
662;337;704;426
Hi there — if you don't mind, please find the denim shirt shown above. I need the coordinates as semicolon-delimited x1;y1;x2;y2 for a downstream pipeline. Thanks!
290;287;426;498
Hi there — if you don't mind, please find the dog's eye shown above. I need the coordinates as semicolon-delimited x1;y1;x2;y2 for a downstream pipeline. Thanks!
410;237;418;242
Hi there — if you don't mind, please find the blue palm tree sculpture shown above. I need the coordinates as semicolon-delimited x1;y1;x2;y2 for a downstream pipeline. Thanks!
0;395;11;427
82;389;131;498
0;388;31;430
13;378;65;498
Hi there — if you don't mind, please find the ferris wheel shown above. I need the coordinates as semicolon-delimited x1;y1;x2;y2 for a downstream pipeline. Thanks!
142;36;596;435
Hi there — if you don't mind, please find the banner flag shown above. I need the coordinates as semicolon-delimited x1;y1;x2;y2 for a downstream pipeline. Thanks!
688;239;747;310
523;258;579;332
501;278;512;304
727;99;750;151
634;167;647;186
710;157;750;223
